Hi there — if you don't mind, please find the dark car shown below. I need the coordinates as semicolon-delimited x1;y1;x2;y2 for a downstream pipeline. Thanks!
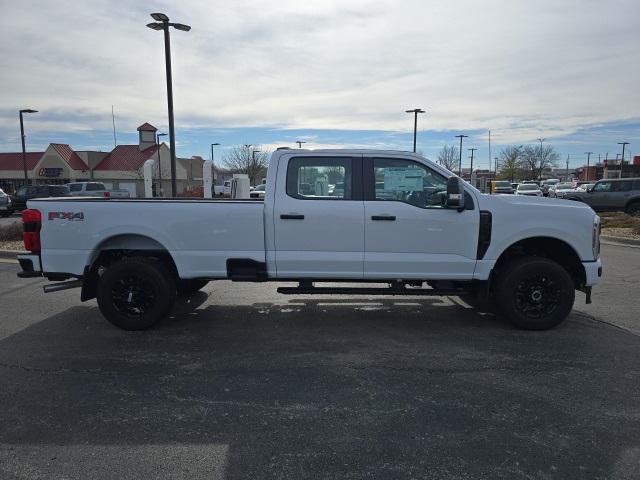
565;178;640;215
11;184;71;211
0;188;14;217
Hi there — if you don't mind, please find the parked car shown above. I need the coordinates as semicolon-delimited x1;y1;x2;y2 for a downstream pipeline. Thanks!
67;182;130;198
11;184;71;211
250;184;266;199
0;188;14;217
510;183;519;191
541;179;560;196
565;178;640;215
493;180;514;195
550;182;577;198
18;149;602;332
515;183;543;196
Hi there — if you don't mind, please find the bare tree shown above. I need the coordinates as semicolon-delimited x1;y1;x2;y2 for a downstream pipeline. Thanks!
520;144;560;180
222;145;270;185
497;146;523;182
437;145;459;172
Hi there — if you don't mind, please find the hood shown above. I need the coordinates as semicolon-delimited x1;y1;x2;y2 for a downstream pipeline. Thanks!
476;192;593;212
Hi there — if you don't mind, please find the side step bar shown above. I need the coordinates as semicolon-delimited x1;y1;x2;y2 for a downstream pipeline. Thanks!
277;284;469;296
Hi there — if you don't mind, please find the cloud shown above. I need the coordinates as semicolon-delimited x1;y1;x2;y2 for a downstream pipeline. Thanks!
1;0;639;149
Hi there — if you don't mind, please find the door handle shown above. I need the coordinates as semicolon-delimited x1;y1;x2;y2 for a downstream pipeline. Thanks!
371;215;396;221
280;214;305;220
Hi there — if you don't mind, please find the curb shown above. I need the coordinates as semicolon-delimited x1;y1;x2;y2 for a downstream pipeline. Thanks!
0;249;21;260
601;235;640;247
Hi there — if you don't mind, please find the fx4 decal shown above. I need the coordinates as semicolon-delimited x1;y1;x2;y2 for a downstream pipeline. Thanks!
48;211;85;221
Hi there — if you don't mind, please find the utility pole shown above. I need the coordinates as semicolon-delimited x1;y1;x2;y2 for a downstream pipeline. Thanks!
566;154;570;181
618;142;629;171
494;157;499;180
405;108;426;152
584;151;593;181
488;130;491;172
19;109;38;185
455;134;468;176
468;148;477;186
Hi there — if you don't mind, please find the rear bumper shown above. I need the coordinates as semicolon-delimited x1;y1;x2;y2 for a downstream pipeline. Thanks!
17;254;42;278
583;258;603;286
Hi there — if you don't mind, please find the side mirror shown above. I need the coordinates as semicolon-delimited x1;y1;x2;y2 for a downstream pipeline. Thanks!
446;177;466;211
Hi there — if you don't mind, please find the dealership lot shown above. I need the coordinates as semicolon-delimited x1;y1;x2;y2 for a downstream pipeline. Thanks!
0;243;639;479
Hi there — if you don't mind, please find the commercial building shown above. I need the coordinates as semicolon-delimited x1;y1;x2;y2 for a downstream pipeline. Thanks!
0;123;203;196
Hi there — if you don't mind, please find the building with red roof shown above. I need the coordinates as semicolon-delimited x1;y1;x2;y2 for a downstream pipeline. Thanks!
0;122;203;196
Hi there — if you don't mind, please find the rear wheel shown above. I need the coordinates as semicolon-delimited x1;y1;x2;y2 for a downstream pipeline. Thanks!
177;279;209;294
97;257;176;330
495;257;575;330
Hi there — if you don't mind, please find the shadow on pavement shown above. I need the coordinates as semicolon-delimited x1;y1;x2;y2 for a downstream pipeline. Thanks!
0;293;639;479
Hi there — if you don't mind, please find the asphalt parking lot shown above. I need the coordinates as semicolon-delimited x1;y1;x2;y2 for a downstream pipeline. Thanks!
0;244;639;479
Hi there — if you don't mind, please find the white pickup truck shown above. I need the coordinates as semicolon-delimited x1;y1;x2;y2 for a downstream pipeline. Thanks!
17;149;602;331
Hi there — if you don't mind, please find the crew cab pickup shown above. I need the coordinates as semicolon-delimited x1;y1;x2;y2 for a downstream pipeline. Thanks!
17;149;603;331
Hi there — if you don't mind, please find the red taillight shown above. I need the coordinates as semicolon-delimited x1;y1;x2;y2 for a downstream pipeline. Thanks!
103;191;110;198
22;208;42;252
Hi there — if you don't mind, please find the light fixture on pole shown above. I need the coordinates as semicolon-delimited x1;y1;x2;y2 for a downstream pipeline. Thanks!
147;13;191;197
405;108;425;153
19;109;38;185
455;134;468;176
295;140;306;148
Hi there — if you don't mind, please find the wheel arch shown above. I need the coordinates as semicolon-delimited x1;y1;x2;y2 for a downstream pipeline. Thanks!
81;233;179;302
491;236;586;289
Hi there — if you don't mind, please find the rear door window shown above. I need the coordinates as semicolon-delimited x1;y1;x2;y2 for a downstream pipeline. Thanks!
286;157;353;200
68;183;83;192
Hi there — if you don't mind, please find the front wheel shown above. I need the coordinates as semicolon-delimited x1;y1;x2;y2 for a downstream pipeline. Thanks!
495;257;575;330
626;202;640;217
96;257;176;330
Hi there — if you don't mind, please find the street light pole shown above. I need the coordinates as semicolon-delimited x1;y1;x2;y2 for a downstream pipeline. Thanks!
455;134;468;176
211;142;220;184
252;149;261;185
147;13;191;197
405;108;425;152
295;140;306;148
584;151;593;181
156;132;167;196
537;138;546;180
19;109;38;185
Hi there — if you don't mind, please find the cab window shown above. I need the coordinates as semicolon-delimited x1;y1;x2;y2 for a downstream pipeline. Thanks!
286;157;352;200
371;158;447;209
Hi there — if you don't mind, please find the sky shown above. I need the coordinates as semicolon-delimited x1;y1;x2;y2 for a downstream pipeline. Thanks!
1;0;639;169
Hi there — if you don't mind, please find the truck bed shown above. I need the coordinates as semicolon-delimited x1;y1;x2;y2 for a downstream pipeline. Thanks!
30;198;265;278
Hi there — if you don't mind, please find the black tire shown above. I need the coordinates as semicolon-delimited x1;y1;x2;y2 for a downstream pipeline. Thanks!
495;257;575;330
177;279;208;294
626;202;640;217
96;257;176;330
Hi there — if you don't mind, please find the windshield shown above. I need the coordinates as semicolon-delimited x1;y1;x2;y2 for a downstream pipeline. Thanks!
556;183;574;189
518;184;538;191
495;181;511;187
254;184;266;191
